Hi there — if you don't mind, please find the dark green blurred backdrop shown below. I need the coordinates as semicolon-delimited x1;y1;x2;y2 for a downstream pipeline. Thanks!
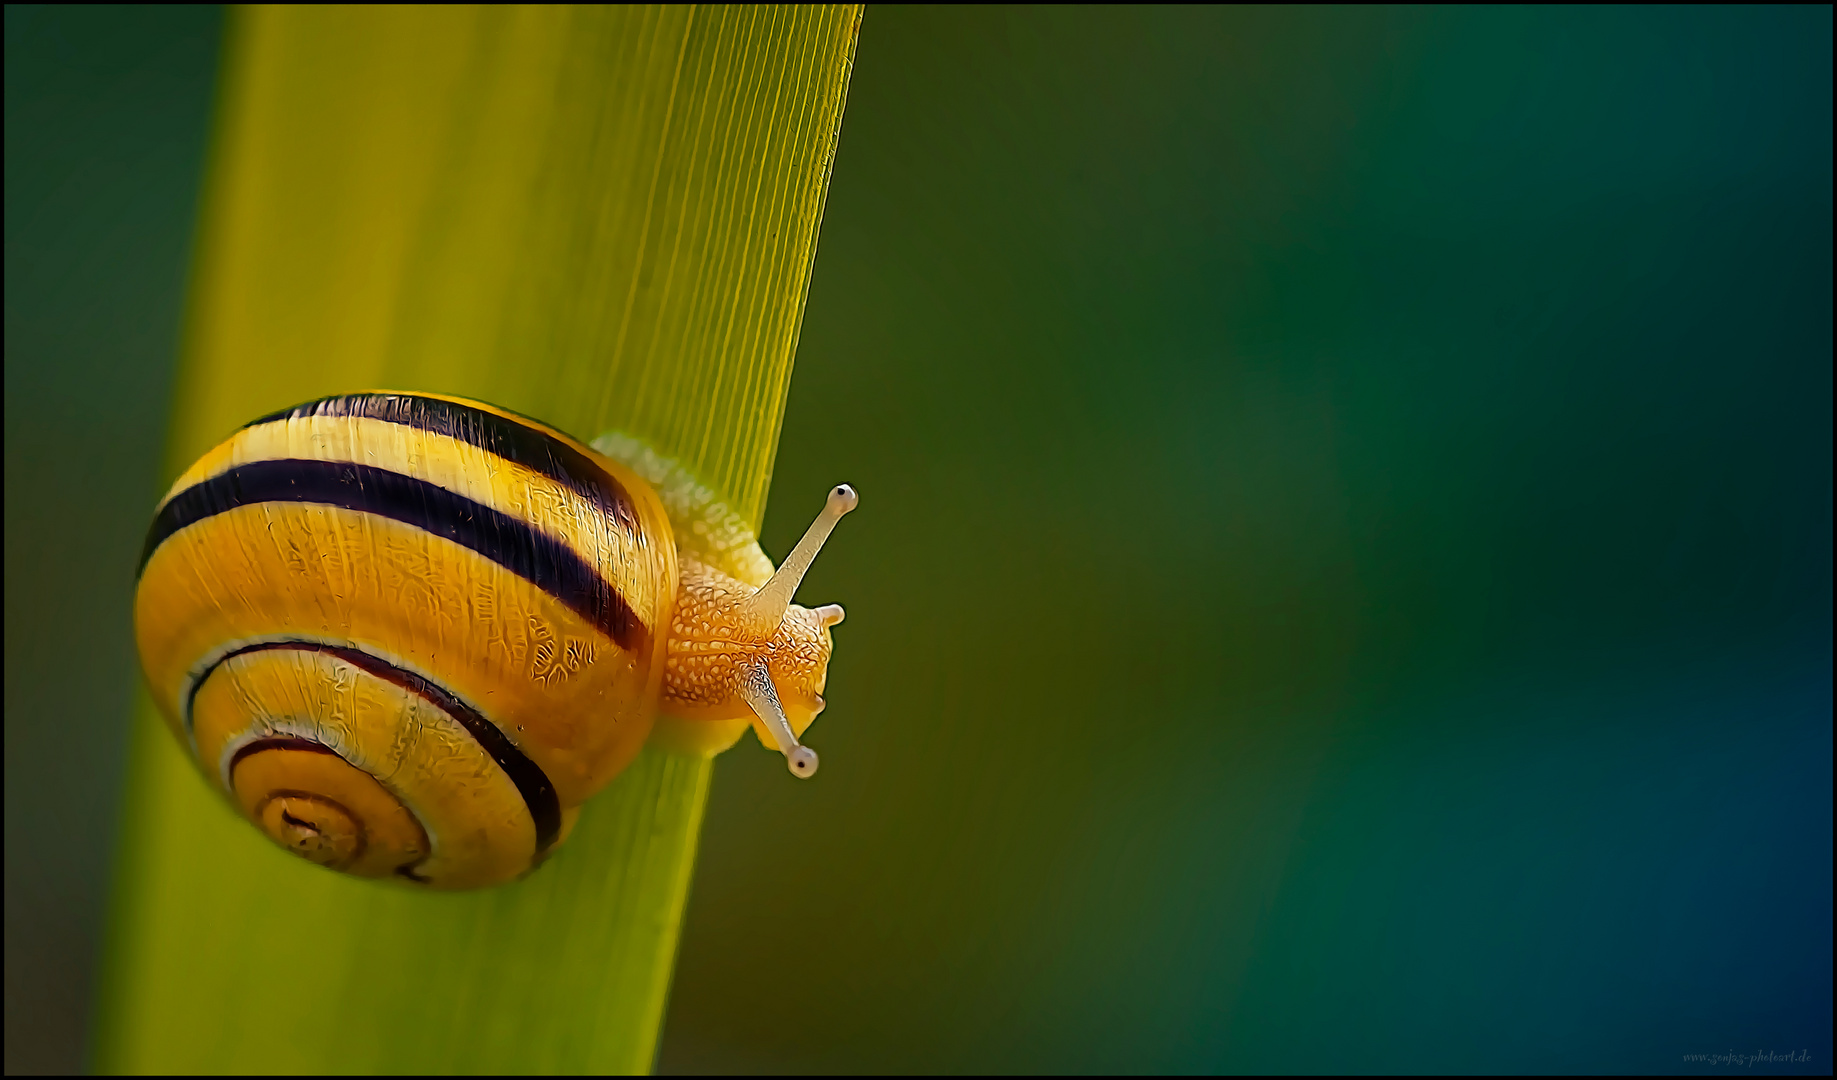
5;5;1830;1075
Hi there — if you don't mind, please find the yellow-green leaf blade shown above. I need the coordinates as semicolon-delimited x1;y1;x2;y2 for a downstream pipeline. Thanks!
96;5;859;1073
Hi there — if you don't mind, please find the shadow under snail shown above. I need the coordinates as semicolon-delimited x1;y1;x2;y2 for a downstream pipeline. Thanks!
133;391;856;889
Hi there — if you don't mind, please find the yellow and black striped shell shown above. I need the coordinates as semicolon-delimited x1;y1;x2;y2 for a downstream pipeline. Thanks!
134;392;677;888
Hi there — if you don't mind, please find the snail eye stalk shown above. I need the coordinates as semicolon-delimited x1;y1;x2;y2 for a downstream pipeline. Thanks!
731;484;857;638
739;661;819;778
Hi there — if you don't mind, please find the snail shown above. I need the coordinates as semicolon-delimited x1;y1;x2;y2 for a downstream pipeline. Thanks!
134;391;855;889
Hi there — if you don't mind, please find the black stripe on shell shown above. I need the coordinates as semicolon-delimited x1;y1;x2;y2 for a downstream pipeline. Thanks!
230;736;338;770
138;458;647;652
243;392;637;531
193;640;563;855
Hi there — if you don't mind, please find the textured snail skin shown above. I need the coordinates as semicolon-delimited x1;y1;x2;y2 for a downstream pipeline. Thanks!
135;392;747;889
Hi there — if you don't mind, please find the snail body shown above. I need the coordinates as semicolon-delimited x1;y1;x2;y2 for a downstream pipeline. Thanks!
134;392;854;888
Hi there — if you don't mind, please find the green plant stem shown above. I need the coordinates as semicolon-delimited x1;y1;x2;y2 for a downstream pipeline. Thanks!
94;5;859;1073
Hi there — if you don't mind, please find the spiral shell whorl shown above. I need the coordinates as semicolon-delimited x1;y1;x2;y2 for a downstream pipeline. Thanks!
227;738;429;878
184;643;541;887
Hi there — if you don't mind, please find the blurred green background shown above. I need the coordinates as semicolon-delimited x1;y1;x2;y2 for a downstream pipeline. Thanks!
6;5;1830;1075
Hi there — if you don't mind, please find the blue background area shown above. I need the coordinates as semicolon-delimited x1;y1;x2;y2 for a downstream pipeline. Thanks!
6;6;1830;1073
